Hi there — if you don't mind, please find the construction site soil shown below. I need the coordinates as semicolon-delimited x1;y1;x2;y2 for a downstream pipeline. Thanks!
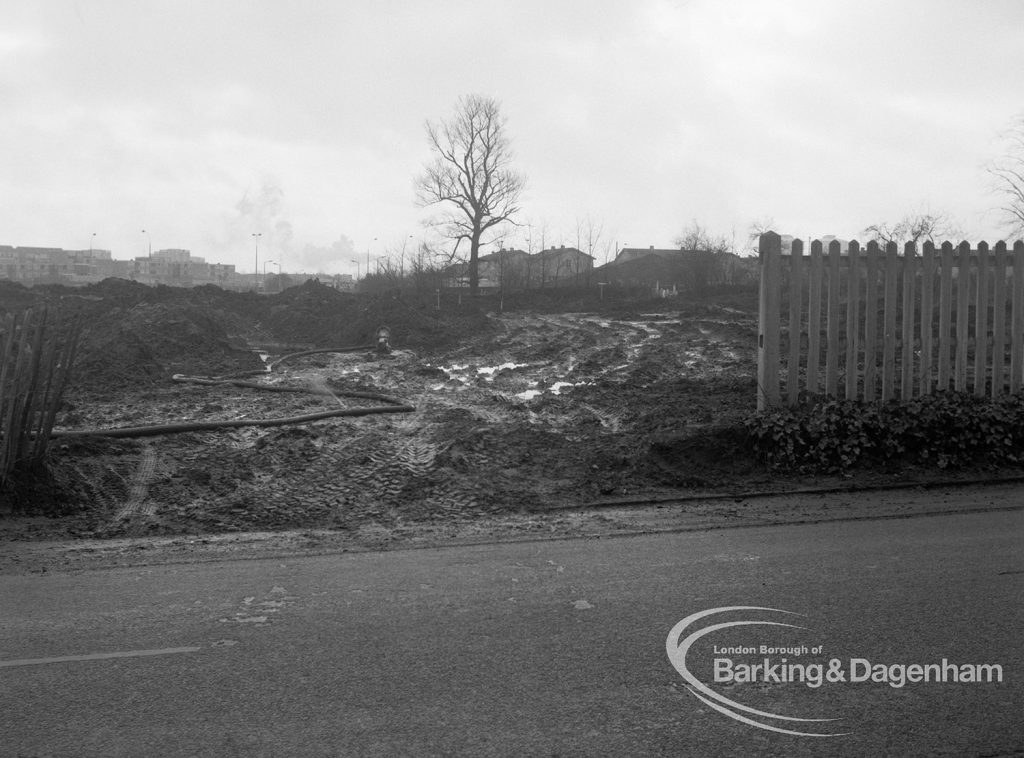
2;278;1017;546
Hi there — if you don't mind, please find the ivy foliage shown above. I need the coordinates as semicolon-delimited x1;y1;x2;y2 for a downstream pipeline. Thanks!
744;391;1024;473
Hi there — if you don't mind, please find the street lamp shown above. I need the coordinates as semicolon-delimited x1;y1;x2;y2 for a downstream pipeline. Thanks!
89;232;96;253
351;259;360;279
252;233;262;289
401;234;414;278
141;229;151;257
263;259;276;279
366;237;377;277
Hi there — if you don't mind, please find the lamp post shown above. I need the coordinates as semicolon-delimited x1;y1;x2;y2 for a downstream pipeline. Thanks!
89;232;96;253
263;259;275;287
366;237;377;277
351;259;360;280
252;233;262;290
141;230;152;282
401;234;414;278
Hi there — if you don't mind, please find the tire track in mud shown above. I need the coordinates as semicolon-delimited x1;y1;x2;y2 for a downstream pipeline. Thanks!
114;445;158;522
578;403;623;432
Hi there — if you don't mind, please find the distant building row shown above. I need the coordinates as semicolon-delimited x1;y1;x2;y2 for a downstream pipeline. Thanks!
445;245;595;289
443;244;756;291
0;245;359;292
0;246;239;287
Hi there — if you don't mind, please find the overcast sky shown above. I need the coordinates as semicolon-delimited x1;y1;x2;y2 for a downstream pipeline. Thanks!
2;0;1022;275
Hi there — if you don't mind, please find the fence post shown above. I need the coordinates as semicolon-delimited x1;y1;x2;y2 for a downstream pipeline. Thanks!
845;240;860;400
938;242;954;391
992;241;1008;397
955;241;971;392
863;241;880;400
1012;241;1024;393
757;232;782;409
974;242;990;397
807;240;823;395
882;242;899;401
901;242;917;399
920;242;936;395
787;239;804;406
825;240;842;396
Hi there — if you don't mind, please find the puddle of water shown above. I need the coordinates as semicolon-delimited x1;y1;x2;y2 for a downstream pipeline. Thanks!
476;362;527;376
515;378;590;399
252;350;272;372
549;381;577;395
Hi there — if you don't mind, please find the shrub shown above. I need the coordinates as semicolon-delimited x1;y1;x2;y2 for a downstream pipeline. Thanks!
744;391;1024;473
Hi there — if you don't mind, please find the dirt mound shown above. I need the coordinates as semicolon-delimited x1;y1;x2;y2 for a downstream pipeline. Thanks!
646;425;762;487
72;302;261;393
0;280;42;314
259;281;494;350
4;278;495;398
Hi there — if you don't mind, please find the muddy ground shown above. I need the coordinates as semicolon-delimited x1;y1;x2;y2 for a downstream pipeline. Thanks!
3;279;1020;545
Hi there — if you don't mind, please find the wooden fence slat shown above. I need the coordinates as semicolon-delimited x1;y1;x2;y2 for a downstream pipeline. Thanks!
920;242;936;395
863;242;879;400
955;241;971;392
0;312;19;477
901;242;916;399
937;243;954;391
845;241;860;400
974;242;990;397
992;242;1007;397
37;318;82;461
1012;241;1024;392
757;232;782;409
825;240;842;396
787;240;804;406
882;242;899;401
4;309;36;472
807;241;823;395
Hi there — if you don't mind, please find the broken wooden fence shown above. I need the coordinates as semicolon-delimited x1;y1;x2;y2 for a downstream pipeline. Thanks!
0;307;81;485
757;232;1024;410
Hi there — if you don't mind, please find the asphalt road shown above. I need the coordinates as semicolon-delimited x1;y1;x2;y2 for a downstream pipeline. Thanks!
1;508;1022;757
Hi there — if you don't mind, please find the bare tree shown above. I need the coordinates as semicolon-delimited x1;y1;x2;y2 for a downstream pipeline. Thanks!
675;220;732;254
746;217;777;255
862;210;962;247
673;220;732;293
573;214;604;283
991;115;1024;238
415;95;526;295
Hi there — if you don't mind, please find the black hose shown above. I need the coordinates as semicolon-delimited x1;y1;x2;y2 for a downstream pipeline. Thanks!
269;345;375;368
51;403;415;439
171;375;409;406
52;345;414;439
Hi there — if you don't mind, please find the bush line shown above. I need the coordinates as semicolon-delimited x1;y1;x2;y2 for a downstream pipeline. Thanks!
745;391;1024;473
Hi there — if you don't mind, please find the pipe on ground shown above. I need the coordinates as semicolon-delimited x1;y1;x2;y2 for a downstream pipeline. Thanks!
52;345;414;439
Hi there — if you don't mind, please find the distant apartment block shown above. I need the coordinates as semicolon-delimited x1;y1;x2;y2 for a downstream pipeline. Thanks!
0;245;240;288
